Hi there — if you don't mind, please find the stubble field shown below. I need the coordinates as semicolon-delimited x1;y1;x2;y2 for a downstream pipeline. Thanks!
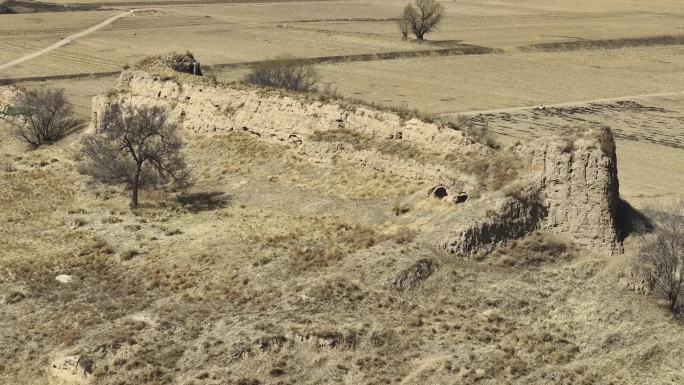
1;0;683;384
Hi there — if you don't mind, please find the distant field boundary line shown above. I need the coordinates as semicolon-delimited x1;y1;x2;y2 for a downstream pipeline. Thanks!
0;72;120;85
0;10;137;72
213;45;498;69
520;34;684;52
439;91;684;116
0;45;497;84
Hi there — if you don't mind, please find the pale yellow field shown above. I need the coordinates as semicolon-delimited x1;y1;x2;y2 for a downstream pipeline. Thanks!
1;0;684;384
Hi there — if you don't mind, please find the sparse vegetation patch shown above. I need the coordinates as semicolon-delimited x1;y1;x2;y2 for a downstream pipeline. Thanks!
636;201;684;317
134;51;202;76
9;88;84;149
244;56;318;92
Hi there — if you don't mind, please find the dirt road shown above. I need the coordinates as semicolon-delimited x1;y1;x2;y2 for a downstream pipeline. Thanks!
0;10;137;72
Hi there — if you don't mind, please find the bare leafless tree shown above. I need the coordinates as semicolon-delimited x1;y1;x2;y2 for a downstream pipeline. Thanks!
401;0;445;40
637;201;684;316
10;88;83;148
79;104;188;209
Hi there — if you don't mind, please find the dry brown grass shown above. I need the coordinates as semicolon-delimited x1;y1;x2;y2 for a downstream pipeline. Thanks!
3;0;684;379
464;147;521;192
310;128;461;171
491;232;576;267
188;131;418;198
1;118;683;385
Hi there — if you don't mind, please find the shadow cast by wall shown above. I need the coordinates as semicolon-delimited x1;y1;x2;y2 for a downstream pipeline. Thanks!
615;198;653;241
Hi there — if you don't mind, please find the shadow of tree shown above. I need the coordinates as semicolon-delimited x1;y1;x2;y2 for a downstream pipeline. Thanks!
177;191;229;213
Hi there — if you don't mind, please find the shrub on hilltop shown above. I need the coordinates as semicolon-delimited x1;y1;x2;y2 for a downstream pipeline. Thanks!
9;87;84;149
134;51;202;76
244;56;318;92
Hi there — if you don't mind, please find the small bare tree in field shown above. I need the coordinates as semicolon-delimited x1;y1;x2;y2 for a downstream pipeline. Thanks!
401;0;445;40
637;201;684;316
80;104;188;209
10;88;83;148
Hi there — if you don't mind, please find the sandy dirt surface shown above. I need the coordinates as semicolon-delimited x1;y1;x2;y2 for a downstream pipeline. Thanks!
0;10;136;71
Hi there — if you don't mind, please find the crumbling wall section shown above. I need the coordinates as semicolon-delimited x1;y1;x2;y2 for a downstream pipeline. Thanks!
92;71;623;256
526;132;622;254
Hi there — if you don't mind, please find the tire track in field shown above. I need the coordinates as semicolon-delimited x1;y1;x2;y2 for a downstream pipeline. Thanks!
452;97;684;149
1;41;126;70
0;10;138;72
438;91;684;116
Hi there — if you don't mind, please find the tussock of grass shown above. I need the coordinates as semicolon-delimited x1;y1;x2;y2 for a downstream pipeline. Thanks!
310;128;461;168
188;133;417;198
119;249;139;261
463;148;521;191
492;232;575;266
254;221;414;273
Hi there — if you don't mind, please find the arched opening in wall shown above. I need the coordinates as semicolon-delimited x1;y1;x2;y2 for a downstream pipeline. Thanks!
455;192;468;204
433;187;448;199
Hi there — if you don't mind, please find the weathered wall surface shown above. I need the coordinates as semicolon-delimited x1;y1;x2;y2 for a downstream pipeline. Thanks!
441;193;548;256
93;71;484;192
528;134;622;254
92;71;622;256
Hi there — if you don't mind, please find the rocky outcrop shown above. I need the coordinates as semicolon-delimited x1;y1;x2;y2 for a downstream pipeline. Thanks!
390;259;438;290
442;192;548;256
91;71;623;256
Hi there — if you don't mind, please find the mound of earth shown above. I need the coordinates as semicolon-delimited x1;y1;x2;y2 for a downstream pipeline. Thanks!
93;70;623;256
4;72;682;385
133;52;202;76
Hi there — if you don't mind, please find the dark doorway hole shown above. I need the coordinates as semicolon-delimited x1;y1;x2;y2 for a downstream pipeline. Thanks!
455;192;468;203
433;187;448;199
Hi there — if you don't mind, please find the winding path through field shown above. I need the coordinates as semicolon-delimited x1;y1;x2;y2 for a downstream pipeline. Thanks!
0;10;137;72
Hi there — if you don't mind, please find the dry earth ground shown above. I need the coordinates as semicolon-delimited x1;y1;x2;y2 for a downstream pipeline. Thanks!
1;114;683;385
1;0;684;384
